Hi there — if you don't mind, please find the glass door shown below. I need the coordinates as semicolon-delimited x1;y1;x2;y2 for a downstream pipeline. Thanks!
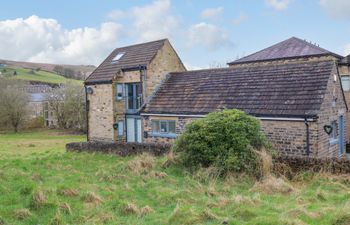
126;83;141;113
126;117;142;143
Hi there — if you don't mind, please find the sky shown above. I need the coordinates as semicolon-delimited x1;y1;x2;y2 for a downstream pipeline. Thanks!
0;0;349;69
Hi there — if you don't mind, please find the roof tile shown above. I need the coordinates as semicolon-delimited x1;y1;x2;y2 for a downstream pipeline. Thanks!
142;61;334;118
229;37;341;65
85;39;167;83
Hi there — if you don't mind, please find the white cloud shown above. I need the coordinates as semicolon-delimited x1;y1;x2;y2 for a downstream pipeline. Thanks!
131;0;178;42
0;1;234;66
265;0;290;10
0;15;123;65
320;0;350;19
108;0;179;42
201;7;224;19
107;9;126;21
188;22;233;51
232;13;248;25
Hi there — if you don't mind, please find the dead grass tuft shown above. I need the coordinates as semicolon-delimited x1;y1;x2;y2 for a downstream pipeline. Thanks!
13;208;32;220
167;203;201;225
140;205;154;216
57;188;80;197
251;175;295;194
200;209;219;220
153;171;168;178
83;192;103;205
280;217;307;225
233;194;260;205
89;212;114;224
273;162;294;180
207;180;217;197
161;150;177;168
59;202;72;215
127;153;155;175
121;202;153;216
193;167;221;183
316;188;327;201
216;196;232;208
31;174;42;182
332;213;350;225
122;203;140;215
286;207;323;220
30;190;47;209
255;149;273;178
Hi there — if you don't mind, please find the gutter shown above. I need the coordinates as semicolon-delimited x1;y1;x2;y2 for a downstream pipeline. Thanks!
140;113;317;122
85;65;148;85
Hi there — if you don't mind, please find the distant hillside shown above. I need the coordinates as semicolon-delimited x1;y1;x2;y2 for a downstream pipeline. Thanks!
0;65;82;85
0;59;95;80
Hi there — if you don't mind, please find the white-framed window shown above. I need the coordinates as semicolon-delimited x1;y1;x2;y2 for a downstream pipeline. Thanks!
152;120;176;134
116;84;123;100
112;52;125;63
329;120;338;144
118;120;124;136
341;75;350;91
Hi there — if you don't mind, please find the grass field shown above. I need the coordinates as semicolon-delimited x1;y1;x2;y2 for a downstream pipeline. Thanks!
0;130;350;224
0;67;82;84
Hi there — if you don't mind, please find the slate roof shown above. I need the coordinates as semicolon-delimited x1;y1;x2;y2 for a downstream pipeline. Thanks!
340;54;350;65
85;39;167;84
228;37;342;65
142;61;335;118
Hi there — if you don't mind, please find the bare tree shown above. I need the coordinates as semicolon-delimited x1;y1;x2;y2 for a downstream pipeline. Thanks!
46;83;86;131
0;79;29;132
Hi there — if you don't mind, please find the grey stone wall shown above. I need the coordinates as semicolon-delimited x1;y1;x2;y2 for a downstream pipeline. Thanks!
274;155;350;174
66;141;171;156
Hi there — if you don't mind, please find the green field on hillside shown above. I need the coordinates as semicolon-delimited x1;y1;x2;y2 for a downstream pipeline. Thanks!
0;130;349;224
0;67;82;84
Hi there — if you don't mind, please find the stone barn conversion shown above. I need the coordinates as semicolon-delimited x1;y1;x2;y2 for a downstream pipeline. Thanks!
85;36;349;158
141;37;348;157
84;39;186;142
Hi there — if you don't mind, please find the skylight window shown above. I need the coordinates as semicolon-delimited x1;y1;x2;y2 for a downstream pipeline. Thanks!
112;52;125;63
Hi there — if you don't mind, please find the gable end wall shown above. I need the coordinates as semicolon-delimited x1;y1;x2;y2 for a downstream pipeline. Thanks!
316;65;347;157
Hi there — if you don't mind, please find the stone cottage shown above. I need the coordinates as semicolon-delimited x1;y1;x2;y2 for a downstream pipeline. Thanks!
141;37;348;157
84;39;186;142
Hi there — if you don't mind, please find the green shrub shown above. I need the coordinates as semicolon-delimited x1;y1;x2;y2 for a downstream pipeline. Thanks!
173;109;272;176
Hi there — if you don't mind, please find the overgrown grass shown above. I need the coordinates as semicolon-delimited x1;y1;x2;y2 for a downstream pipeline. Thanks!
0;130;350;224
1;66;82;84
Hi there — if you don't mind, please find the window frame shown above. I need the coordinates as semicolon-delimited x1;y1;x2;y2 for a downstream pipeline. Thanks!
329;120;338;145
117;120;124;137
150;120;176;138
341;75;350;92
111;52;125;63
116;83;123;100
125;83;142;112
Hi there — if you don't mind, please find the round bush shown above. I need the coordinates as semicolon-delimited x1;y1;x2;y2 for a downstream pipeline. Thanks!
173;109;271;175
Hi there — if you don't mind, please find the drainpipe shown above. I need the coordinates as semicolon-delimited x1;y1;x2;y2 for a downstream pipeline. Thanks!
85;86;89;142
304;118;310;156
139;66;147;104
